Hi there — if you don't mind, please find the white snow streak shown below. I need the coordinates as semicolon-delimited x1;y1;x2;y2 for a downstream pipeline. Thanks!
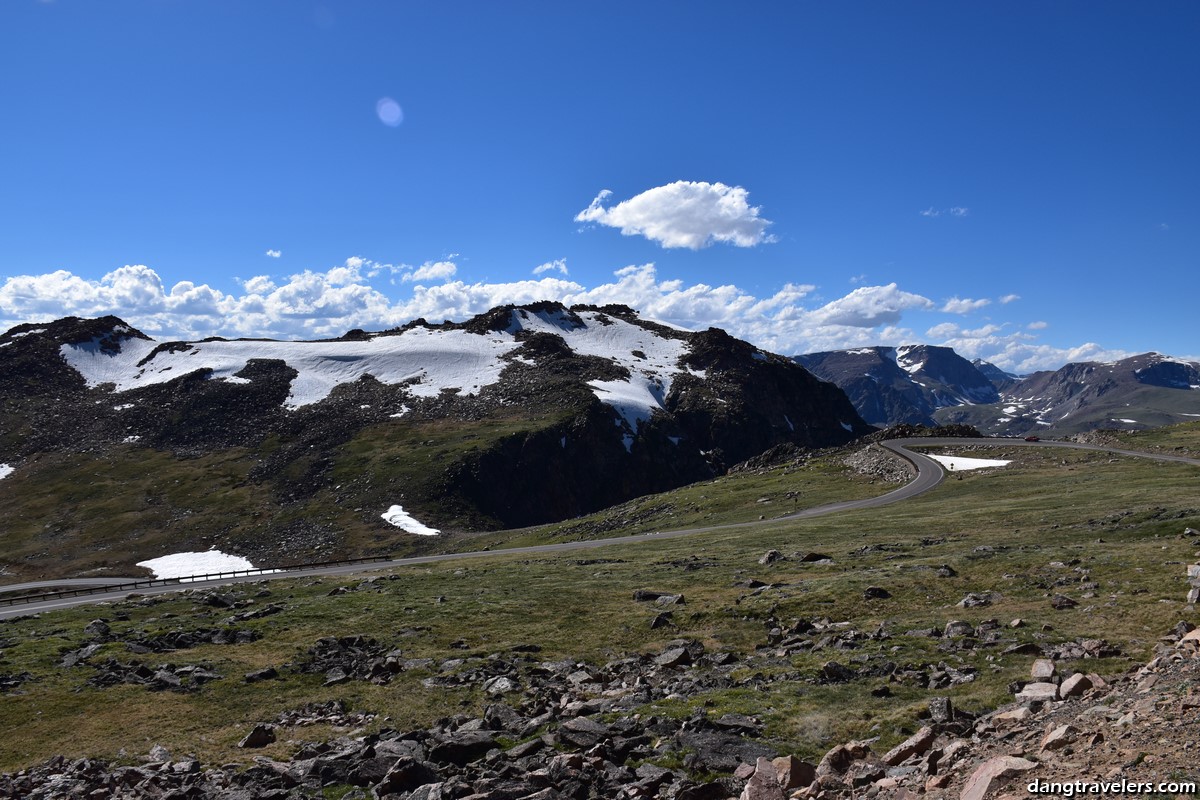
0;464;13;481
381;505;440;536
926;454;1011;472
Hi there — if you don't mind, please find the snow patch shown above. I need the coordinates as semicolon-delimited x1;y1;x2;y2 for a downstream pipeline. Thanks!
588;373;668;436
840;421;853;432
510;309;703;439
926;454;1011;472
123;435;141;443
137;549;271;580
61;327;522;409
0;464;13;481
381;505;440;536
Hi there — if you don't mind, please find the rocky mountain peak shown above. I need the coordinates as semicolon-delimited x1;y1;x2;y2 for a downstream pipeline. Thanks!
0;306;871;572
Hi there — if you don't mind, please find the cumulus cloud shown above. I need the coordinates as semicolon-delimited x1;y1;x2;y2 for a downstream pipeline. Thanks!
948;207;969;217
807;284;933;328
575;181;775;250
0;260;1104;372
532;259;569;276
999;293;1020;304
265;249;282;258
1028;320;1049;330
941;296;990;314
401;260;458;283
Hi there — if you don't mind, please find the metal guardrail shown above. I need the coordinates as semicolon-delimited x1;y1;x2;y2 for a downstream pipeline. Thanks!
0;555;393;607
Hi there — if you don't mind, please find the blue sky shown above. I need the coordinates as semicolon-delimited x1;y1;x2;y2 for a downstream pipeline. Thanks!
2;1;1197;371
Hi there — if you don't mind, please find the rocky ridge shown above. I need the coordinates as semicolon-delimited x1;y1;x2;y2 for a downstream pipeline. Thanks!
796;346;1200;437
0;305;870;577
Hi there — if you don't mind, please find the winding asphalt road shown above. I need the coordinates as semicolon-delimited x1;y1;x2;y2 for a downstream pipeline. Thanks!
3;437;1197;620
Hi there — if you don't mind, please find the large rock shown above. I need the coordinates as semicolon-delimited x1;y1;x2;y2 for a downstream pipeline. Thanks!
1015;682;1059;703
882;726;935;766
557;717;610;749
772;755;816;790
237;724;276;749
427;731;496;765
1059;672;1092;698
739;757;786;800
373;757;440;796
960;756;1037;800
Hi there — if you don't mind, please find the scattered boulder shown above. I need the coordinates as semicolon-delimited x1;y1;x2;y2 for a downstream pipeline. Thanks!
238;724;276;749
1050;594;1079;610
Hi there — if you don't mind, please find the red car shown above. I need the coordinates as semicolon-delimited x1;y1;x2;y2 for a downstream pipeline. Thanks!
1024;435;1040;442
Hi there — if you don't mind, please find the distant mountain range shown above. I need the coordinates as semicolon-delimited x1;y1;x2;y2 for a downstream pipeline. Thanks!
797;346;1200;436
0;304;869;578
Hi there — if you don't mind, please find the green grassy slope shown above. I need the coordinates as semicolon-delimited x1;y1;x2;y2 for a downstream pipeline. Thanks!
2;433;1197;772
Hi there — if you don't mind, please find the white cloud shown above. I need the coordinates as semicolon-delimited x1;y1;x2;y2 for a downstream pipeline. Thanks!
575;181;775;250
999;293;1020;304
241;275;276;294
807;284;933;328
920;206;969;218
941;296;991;314
265;249;282;258
532;259;569;276
401;260;458;284
1027;320;1049;330
0;260;1110;372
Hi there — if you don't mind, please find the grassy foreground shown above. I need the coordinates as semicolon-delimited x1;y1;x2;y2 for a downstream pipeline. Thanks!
2;429;1199;774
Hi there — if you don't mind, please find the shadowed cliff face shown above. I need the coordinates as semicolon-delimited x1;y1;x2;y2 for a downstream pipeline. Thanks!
0;304;871;557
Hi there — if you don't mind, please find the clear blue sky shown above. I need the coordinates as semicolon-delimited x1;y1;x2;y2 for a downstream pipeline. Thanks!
2;1;1196;371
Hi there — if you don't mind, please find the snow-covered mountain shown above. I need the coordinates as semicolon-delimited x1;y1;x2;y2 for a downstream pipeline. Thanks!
796;344;1200;435
794;344;1000;427
939;352;1200;435
0;304;870;578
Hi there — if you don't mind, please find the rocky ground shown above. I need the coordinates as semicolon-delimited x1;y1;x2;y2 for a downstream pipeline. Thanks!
6;569;1200;799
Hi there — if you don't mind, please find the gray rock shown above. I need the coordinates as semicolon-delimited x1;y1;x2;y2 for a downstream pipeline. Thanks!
943;620;974;638
237;724;276;748
427;731;496;765
83;620;111;638
558;717;610;749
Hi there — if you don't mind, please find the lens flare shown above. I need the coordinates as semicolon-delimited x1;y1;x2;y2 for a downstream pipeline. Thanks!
376;97;404;127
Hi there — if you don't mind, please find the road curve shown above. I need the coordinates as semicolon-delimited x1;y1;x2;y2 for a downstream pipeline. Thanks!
3;437;1197;620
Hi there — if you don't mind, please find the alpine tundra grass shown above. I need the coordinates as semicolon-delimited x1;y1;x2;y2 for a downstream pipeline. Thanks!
1;429;1198;774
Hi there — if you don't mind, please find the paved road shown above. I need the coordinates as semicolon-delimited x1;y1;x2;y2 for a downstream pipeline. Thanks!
3;437;1197;620
0;577;145;594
